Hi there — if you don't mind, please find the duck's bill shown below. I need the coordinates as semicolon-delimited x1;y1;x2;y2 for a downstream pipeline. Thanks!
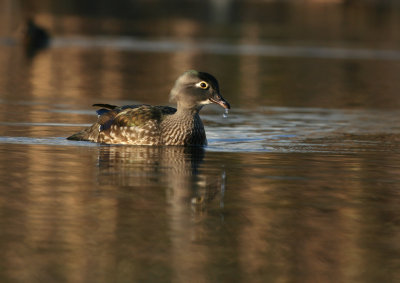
209;96;231;109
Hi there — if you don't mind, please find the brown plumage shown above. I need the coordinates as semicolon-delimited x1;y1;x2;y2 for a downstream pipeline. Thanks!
67;70;230;146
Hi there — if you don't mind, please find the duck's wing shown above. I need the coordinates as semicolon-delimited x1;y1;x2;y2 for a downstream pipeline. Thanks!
97;105;177;144
100;105;176;130
66;105;122;141
155;106;177;115
92;103;118;110
67;104;176;143
66;104;136;141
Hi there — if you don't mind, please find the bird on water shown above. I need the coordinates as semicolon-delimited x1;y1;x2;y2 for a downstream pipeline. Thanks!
67;70;230;146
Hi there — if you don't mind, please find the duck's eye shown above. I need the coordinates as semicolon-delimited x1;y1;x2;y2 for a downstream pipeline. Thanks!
198;81;209;89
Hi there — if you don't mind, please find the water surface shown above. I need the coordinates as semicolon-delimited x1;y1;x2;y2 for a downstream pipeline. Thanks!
1;1;400;282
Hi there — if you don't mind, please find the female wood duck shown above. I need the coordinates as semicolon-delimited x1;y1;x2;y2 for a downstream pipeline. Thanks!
67;70;230;146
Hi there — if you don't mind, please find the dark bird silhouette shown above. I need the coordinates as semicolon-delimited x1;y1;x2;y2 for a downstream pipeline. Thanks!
24;18;50;57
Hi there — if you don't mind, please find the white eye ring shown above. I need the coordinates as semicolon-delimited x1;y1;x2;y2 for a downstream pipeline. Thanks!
197;81;209;89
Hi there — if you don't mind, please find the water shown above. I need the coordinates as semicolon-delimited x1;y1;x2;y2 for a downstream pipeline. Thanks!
222;108;229;118
1;1;400;282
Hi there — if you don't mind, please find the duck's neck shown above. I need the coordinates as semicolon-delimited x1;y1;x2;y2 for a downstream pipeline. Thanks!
169;106;201;128
175;103;203;116
161;106;206;145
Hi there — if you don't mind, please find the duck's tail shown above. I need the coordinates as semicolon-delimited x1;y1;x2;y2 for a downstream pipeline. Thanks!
67;123;100;141
67;104;119;141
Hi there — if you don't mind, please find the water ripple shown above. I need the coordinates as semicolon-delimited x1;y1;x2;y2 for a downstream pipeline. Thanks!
1;106;399;153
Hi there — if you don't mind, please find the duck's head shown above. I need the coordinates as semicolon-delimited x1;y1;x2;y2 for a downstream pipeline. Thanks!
170;70;230;111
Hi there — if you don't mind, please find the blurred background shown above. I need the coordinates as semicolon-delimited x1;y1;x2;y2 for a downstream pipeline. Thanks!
1;0;400;109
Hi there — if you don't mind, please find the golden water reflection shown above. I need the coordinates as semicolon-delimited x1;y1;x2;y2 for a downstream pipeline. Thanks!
1;0;400;281
0;144;400;282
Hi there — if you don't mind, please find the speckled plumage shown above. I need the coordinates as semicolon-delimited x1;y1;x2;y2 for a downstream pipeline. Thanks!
67;70;230;146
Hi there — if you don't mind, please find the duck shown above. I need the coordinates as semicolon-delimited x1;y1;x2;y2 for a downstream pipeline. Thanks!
67;70;230;146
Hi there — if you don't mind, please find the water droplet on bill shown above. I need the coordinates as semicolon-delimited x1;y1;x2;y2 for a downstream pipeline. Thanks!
223;108;229;118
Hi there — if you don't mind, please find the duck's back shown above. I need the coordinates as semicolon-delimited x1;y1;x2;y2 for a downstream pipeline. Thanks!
68;104;177;145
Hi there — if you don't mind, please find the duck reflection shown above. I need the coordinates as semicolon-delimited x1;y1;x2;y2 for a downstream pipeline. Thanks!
96;145;225;210
94;145;227;281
